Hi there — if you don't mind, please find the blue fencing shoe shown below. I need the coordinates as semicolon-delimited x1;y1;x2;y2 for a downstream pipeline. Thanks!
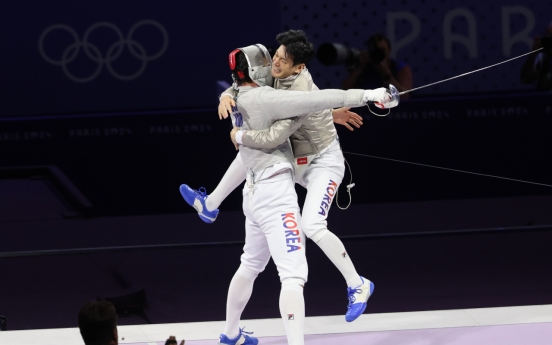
345;276;374;322
219;327;258;345
179;184;219;223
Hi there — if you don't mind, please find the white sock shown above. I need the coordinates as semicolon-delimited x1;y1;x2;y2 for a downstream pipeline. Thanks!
279;280;305;345
206;154;246;212
223;267;257;338
316;231;363;288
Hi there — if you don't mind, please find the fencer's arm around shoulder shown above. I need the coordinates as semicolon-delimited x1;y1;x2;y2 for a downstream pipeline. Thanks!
238;116;306;149
257;88;367;121
219;86;236;120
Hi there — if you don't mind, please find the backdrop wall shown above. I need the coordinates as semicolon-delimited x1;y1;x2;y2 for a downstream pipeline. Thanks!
1;1;550;117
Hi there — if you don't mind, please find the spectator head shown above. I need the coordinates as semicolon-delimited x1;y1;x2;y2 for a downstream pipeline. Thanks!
165;336;178;345
366;33;392;63
78;300;118;345
272;30;315;79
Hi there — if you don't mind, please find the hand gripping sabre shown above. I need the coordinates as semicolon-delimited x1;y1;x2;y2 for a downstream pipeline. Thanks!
367;47;544;116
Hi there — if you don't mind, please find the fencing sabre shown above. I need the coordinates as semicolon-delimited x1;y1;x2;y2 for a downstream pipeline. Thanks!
368;47;544;116
345;47;551;200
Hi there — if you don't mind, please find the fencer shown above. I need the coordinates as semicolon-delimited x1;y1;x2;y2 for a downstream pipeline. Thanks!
181;30;384;326
180;43;392;345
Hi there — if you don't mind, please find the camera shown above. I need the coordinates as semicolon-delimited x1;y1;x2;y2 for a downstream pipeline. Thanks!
316;43;360;66
0;315;6;331
316;34;387;67
367;45;385;64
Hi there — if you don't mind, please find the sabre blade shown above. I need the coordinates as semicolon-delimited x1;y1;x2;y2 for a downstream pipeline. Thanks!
397;48;544;96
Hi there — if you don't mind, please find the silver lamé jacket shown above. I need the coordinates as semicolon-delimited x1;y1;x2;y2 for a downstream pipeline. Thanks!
226;68;338;157
232;86;365;174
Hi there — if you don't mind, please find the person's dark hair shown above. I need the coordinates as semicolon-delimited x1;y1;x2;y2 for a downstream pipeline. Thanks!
231;51;253;86
165;339;177;345
366;33;391;50
276;30;315;66
78;300;118;345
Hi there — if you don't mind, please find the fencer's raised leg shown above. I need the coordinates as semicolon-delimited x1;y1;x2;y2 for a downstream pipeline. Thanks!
206;153;246;212
301;145;374;322
301;146;361;287
179;153;246;223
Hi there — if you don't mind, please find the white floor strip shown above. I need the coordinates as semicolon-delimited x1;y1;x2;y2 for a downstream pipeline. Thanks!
1;305;551;345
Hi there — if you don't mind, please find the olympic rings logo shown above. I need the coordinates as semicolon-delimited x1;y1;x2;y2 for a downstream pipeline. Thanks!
39;20;168;82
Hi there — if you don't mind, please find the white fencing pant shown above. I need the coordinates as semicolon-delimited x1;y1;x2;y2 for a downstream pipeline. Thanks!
297;141;345;241
296;141;362;288
240;169;308;283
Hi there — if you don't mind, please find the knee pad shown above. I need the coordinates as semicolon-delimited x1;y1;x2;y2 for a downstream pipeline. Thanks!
281;277;305;290
237;264;261;281
309;228;330;243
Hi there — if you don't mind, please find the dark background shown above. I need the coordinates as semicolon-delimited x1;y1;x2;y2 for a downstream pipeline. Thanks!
1;0;551;332
2;0;551;117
